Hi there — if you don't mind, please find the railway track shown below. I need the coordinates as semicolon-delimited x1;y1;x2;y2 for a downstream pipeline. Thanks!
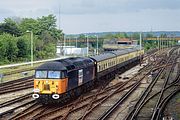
158;88;180;119
0;47;173;120
150;57;179;120
135;76;180;120
67;48;172;120
125;47;180;120
25;48;166;120
0;76;33;87
7;81;124;120
0;77;33;95
0;92;32;108
95;53;167;120
0;78;34;119
3;63;147;120
0;99;35;119
9;102;47;120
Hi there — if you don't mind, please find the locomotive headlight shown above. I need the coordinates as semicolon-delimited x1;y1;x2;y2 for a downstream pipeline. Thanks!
32;94;39;99
52;94;59;99
33;88;40;93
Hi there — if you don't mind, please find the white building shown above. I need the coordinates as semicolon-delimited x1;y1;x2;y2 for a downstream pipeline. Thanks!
56;46;88;56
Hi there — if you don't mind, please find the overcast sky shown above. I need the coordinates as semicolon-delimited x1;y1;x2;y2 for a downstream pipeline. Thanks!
0;0;180;34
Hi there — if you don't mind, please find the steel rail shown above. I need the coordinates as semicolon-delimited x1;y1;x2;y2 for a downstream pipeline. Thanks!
151;56;178;120
0;100;35;118
125;48;176;120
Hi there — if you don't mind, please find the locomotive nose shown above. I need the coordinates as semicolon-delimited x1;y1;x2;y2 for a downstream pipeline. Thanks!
32;94;39;99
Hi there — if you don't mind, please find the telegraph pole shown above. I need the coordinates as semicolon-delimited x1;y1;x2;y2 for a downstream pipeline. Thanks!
95;35;99;55
86;35;89;56
139;32;142;66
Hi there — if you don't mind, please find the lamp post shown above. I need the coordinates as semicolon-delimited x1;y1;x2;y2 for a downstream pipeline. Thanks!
159;36;161;51
26;30;33;67
64;35;66;56
86;35;89;56
162;37;163;49
69;37;71;46
75;37;78;48
157;36;160;51
139;32;142;50
167;36;169;48
95;35;99;55
173;34;176;46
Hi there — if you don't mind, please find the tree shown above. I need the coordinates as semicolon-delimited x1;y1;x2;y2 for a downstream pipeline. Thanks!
78;34;86;47
0;35;7;61
131;33;140;40
0;18;22;36
146;33;154;38
40;30;55;44
37;14;56;34
17;37;29;58
36;14;62;43
104;33;114;39
0;34;18;62
49;27;62;43
0;14;63;64
114;33;129;38
123;32;128;38
19;18;38;34
79;34;86;40
160;33;167;38
44;43;56;58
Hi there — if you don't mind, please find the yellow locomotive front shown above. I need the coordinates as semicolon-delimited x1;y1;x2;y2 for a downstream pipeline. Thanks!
32;62;68;100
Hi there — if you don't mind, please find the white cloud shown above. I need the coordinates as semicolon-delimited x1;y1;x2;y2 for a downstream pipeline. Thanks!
60;9;180;34
56;0;180;14
0;0;179;33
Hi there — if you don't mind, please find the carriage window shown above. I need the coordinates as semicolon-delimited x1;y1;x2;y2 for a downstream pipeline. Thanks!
98;65;101;71
35;71;47;78
48;71;61;79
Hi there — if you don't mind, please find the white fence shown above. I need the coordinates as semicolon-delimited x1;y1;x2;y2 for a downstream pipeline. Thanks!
0;56;69;69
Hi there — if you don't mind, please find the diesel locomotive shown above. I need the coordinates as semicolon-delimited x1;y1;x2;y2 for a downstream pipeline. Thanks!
32;48;144;104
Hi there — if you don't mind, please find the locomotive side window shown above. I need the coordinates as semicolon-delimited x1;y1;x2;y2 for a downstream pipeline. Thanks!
61;71;67;78
35;71;47;78
48;71;61;79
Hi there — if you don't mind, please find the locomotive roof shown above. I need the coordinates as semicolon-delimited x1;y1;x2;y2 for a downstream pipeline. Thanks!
36;57;94;71
111;48;138;56
36;61;67;71
90;52;116;62
60;57;94;70
90;47;140;62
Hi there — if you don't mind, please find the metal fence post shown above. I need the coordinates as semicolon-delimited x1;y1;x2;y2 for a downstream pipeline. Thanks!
0;73;4;83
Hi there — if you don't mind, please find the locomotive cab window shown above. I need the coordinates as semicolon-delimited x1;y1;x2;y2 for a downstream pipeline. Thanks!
35;71;47;78
48;71;61;79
